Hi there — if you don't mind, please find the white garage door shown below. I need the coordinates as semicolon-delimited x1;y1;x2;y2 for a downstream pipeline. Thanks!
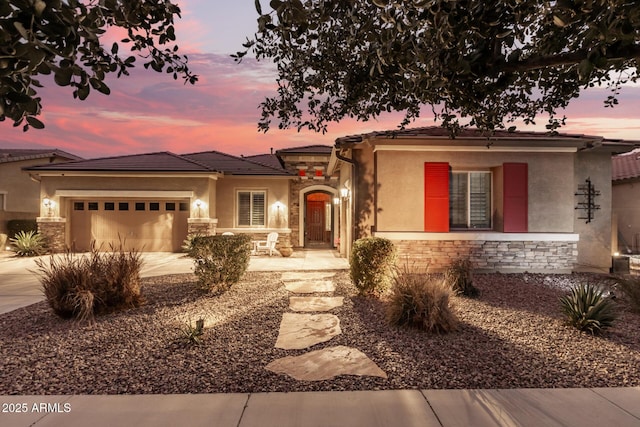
70;199;189;252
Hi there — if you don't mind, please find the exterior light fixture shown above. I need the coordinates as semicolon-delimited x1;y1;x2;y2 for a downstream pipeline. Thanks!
333;197;340;205
274;201;284;210
43;197;55;216
340;187;350;199
194;199;202;208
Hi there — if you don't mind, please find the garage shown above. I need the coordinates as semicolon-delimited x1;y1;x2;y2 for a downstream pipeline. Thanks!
69;199;189;252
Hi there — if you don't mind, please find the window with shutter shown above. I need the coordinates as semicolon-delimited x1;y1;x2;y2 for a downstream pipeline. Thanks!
450;171;491;229
238;191;266;227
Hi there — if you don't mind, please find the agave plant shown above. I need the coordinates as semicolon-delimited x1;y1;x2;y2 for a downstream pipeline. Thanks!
560;283;617;334
9;230;47;256
181;318;205;345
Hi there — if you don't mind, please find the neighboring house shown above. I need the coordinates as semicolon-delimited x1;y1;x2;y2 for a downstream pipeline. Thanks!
329;127;638;273
0;148;81;238
25;146;339;253
612;149;640;254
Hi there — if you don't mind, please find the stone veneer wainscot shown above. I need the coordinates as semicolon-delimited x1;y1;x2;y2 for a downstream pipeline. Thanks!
375;232;579;273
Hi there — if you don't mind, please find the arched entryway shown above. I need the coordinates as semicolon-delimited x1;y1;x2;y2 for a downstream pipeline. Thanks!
305;192;334;248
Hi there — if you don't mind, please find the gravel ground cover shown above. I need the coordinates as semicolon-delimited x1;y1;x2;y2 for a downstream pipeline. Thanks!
1;271;639;394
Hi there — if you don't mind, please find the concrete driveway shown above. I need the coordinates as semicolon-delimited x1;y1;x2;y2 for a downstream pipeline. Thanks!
0;249;348;315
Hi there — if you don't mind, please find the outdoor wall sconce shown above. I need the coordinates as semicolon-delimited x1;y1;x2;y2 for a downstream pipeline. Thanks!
43;197;55;216
193;199;205;217
333;197;340;205
274;201;284;210
340;187;350;200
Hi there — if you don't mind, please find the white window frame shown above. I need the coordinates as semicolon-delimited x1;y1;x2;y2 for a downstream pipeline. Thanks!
236;190;267;227
449;171;493;230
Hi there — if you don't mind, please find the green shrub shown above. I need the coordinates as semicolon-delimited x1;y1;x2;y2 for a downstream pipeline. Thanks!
9;230;47;256
34;244;144;322
443;258;479;297
560;283;617;334
189;234;251;293
386;265;458;333
350;237;396;296
181;232;203;253
7;219;37;240
612;275;640;313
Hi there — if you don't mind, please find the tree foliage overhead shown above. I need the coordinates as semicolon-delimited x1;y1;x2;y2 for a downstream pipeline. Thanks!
1;0;197;131
239;0;640;134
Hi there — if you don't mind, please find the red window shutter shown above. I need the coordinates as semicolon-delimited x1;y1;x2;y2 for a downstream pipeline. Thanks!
424;162;450;232
503;163;528;232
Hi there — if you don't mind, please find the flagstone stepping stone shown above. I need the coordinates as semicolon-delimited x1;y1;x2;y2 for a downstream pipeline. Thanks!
265;345;388;381
281;272;336;282
289;296;344;312
275;313;341;350
284;280;335;294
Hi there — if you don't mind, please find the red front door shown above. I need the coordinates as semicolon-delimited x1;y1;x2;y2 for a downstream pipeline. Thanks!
305;193;331;247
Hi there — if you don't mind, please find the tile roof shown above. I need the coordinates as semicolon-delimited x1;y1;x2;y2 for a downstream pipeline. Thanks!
243;153;285;170
612;149;640;181
0;148;82;163
184;151;291;175
25;152;214;172
275;145;333;154
335;126;628;147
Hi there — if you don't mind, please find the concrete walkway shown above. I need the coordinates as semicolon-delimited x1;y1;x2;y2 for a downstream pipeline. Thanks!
1;251;639;426
0;249;348;314
1;388;639;427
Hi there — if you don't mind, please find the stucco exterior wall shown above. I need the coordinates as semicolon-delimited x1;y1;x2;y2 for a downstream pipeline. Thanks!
373;149;575;233
613;179;640;253
39;174;215;219
573;151;613;272
215;177;290;230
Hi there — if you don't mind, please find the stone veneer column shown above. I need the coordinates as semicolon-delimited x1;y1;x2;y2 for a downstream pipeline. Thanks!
187;218;218;236
36;217;66;253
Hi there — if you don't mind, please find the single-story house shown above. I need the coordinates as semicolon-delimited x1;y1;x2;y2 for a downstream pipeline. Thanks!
612;149;640;254
0;148;81;240
25;145;340;253
328;127;639;273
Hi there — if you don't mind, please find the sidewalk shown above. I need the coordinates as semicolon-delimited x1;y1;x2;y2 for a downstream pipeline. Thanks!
1;388;639;427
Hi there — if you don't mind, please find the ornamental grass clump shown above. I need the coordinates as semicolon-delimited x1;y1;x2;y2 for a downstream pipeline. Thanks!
386;266;458;334
611;275;640;313
188;234;251;293
350;237;396;297
35;243;144;323
560;283;617;334
443;258;479;297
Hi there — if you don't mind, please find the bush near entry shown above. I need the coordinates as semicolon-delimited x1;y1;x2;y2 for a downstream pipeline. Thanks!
188;234;252;293
350;237;396;296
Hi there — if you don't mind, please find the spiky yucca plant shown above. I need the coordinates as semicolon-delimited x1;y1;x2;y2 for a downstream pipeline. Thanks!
9;230;47;256
560;283;617;334
181;318;205;345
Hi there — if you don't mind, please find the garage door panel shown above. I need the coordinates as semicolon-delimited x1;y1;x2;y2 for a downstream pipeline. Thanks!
71;199;188;252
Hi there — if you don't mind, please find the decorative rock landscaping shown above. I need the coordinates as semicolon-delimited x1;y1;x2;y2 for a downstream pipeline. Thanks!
269;271;387;381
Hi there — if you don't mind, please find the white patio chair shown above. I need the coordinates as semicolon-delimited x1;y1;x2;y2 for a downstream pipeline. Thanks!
254;232;278;256
221;232;234;236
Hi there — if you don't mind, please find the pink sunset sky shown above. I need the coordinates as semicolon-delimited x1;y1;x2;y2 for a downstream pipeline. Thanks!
1;1;640;159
